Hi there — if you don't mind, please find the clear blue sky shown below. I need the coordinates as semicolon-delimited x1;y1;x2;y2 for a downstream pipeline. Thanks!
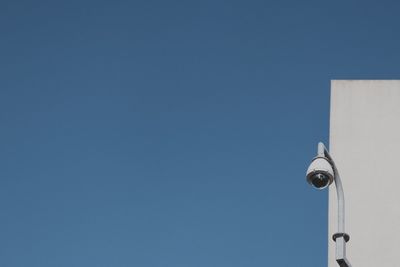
1;1;399;266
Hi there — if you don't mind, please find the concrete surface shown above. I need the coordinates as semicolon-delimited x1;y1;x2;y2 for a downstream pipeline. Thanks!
329;80;400;267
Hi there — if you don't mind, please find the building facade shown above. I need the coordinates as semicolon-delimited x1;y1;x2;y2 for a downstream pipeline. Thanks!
329;80;400;267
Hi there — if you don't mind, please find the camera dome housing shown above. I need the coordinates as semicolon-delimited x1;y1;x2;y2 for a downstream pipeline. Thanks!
306;157;334;190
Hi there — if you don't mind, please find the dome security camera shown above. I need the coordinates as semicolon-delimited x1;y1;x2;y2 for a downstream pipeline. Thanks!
305;142;351;267
306;157;334;190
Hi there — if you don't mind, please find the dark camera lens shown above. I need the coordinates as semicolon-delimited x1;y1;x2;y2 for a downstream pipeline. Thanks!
311;173;330;189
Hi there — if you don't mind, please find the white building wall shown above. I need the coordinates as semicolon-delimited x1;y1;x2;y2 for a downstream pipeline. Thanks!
329;80;400;267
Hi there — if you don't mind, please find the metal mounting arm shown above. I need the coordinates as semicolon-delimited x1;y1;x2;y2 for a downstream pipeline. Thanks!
318;142;352;267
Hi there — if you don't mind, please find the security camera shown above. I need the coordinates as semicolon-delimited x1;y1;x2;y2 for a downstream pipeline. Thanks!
306;157;334;190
